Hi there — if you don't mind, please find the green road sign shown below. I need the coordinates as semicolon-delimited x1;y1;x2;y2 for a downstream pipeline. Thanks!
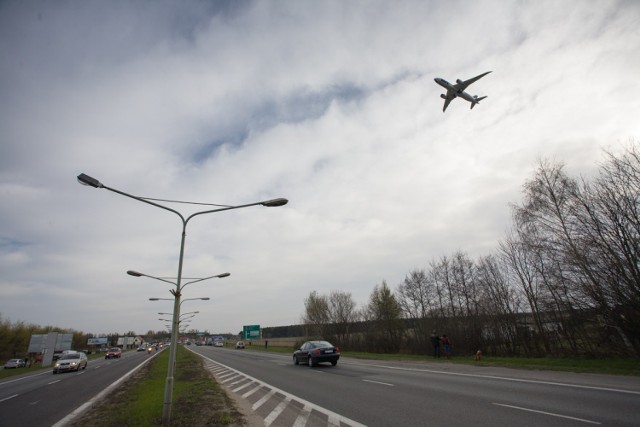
243;325;260;339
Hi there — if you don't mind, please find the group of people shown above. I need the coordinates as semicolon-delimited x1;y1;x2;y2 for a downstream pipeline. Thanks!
429;331;452;359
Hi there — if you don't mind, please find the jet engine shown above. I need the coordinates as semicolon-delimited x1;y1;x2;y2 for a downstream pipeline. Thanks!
456;79;464;84
440;94;446;99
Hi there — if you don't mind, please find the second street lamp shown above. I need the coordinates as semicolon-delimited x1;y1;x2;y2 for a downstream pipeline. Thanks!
78;172;286;426
151;297;209;345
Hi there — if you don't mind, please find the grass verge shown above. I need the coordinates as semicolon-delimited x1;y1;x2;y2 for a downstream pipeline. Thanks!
70;347;245;426
244;344;640;376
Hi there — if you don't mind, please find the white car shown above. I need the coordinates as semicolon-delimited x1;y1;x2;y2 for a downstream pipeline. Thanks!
214;341;224;347
235;341;245;349
53;352;88;374
4;359;26;369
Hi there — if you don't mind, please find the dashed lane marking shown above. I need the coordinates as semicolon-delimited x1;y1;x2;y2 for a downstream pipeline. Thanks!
0;394;18;403
493;403;601;424
362;379;394;387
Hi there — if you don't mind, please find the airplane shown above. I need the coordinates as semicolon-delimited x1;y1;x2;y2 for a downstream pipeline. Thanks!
434;71;492;112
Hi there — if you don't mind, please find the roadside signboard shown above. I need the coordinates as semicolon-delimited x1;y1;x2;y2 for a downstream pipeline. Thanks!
243;325;260;340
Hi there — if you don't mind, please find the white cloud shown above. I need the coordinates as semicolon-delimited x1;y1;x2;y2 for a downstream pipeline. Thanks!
1;0;639;335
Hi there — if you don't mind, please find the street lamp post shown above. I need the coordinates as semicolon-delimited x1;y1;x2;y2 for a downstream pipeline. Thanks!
151;296;207;347
78;173;287;425
159;311;199;316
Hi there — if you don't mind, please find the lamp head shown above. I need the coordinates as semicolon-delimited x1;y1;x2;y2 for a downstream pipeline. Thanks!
127;270;143;277
77;173;103;188
217;272;231;278
261;198;288;207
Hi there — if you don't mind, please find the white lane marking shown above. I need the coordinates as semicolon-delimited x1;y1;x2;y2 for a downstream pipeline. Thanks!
233;381;255;393
194;350;366;427
293;404;312;427
222;374;241;384
362;379;394;387
493;403;601;424
242;384;262;399
353;362;640;395
0;370;50;386
252;389;276;410
265;396;292;426
0;394;19;403
328;413;341;426
48;380;61;385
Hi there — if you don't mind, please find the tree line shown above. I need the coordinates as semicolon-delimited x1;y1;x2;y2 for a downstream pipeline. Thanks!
0;316;93;361
3;145;638;360
300;144;640;358
0;314;175;361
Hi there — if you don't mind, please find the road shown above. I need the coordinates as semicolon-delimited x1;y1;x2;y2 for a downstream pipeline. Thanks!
0;349;159;427
190;345;640;427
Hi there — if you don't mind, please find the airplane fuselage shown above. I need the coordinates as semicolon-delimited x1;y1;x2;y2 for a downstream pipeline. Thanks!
434;71;491;112
434;78;477;103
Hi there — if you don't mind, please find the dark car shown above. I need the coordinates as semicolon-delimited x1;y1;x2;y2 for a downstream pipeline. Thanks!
293;340;340;367
105;347;122;359
53;352;87;374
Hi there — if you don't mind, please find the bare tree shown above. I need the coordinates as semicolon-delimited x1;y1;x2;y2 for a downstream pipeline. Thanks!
327;290;359;346
396;268;436;352
572;146;640;354
301;291;330;338
500;227;551;356
364;281;404;353
476;254;521;355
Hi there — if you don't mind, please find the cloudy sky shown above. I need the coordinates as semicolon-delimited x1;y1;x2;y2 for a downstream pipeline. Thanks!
1;0;639;337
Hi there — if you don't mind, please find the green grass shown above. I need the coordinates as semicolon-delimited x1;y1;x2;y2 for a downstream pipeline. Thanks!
244;344;640;376
469;356;640;375
69;346;243;426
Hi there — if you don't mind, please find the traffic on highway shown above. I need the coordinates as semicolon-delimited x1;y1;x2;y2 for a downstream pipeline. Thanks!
190;345;640;427
3;344;640;426
0;348;161;427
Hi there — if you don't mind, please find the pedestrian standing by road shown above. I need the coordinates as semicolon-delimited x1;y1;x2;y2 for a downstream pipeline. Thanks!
430;330;441;358
441;334;452;359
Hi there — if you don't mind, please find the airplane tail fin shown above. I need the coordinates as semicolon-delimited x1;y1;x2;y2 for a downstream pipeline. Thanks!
470;95;487;109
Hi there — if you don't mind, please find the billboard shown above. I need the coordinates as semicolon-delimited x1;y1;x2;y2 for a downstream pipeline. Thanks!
243;325;260;340
27;332;73;366
28;333;73;353
117;337;135;346
87;337;108;345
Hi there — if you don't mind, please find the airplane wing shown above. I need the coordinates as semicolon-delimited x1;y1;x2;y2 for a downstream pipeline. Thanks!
442;95;453;112
453;71;492;91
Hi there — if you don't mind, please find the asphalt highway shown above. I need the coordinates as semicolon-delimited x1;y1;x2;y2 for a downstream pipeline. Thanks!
190;346;640;427
2;346;638;427
0;349;160;427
